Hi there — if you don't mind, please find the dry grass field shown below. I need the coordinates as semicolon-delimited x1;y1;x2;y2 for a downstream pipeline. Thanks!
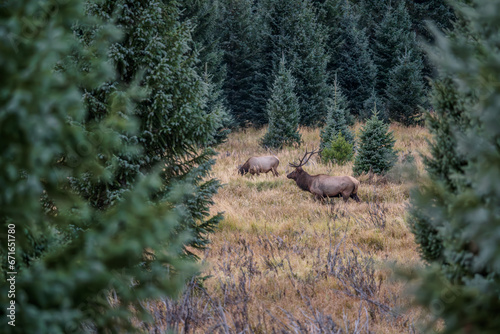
145;124;432;333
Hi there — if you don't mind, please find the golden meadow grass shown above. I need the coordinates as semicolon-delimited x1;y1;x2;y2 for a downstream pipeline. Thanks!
147;124;431;333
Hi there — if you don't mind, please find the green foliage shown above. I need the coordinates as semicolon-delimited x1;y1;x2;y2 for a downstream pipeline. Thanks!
220;0;268;126
327;0;377;117
362;88;387;122
320;78;354;149
385;51;425;125
407;1;500;331
321;132;354;165
79;0;223;254
0;0;200;332
353;109;397;175
180;0;234;144
372;2;416;95
261;58;301;149
260;0;331;126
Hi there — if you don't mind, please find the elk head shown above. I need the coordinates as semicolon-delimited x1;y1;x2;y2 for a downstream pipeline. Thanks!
286;148;322;180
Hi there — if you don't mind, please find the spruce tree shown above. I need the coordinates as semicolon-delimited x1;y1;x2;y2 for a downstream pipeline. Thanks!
180;0;233;144
320;79;354;150
385;51;425;125
328;0;377;117
79;0;223;253
363;88;387;122
261;58;301;149
353;108;396;175
0;0;195;332
220;0;268;126
408;1;500;331
357;0;391;41
372;2;416;95
260;0;331;126
407;77;472;263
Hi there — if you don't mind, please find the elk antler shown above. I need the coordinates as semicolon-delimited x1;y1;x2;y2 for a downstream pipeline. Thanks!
289;147;322;168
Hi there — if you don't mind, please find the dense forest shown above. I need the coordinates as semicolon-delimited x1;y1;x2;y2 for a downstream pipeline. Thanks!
1;0;500;333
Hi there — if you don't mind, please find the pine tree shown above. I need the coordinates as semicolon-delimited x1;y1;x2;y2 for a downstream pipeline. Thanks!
372;2;416;95
363;88;387;122
320;78;354;150
261;58;301;149
385;51;425;125
0;0;195;332
180;0;226;89
405;0;455;43
353;108;396;175
220;0;268;126
79;0;223;253
260;0;331;126
357;0;391;39
328;0;377;117
407;1;500;331
180;0;234;144
407;77;472;263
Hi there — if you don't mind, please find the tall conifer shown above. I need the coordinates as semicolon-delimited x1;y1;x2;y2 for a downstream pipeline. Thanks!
220;0;267;126
80;0;223;253
320;79;354;150
328;0;377;117
261;58;301;149
0;0;197;332
408;1;500;331
385;51;425;125
260;0;331;126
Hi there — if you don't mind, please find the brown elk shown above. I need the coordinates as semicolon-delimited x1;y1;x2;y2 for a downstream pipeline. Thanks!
238;155;280;176
287;149;361;202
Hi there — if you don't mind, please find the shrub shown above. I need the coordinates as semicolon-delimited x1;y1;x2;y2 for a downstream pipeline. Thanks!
321;132;354;165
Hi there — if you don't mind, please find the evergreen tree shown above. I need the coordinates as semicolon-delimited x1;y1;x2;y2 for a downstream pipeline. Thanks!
220;0;268;126
79;0;223;253
180;0;226;89
385;51;425;125
180;0;234;144
407;1;500;331
261;58;301;149
0;0;195;332
372;2;416;95
320;79;354;150
260;0;331;126
363;88;387;122
408;77;472;263
357;0;390;41
405;0;456;43
321;133;354;165
353;109;396;175
328;0;377;117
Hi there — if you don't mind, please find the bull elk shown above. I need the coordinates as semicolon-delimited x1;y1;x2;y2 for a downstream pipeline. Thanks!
238;155;280;177
287;149;361;202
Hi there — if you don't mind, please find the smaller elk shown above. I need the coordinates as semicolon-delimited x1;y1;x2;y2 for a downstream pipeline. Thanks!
287;149;361;202
238;155;280;177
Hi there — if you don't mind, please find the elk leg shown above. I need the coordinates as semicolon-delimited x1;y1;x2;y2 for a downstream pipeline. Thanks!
342;192;350;202
272;167;279;177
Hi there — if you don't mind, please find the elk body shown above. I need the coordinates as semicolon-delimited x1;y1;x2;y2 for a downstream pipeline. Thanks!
287;149;361;202
238;155;280;176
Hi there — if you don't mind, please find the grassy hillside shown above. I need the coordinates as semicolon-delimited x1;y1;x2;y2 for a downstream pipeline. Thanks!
146;124;431;333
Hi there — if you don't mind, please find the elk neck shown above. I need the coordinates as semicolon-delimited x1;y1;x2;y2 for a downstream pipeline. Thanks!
295;169;313;192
